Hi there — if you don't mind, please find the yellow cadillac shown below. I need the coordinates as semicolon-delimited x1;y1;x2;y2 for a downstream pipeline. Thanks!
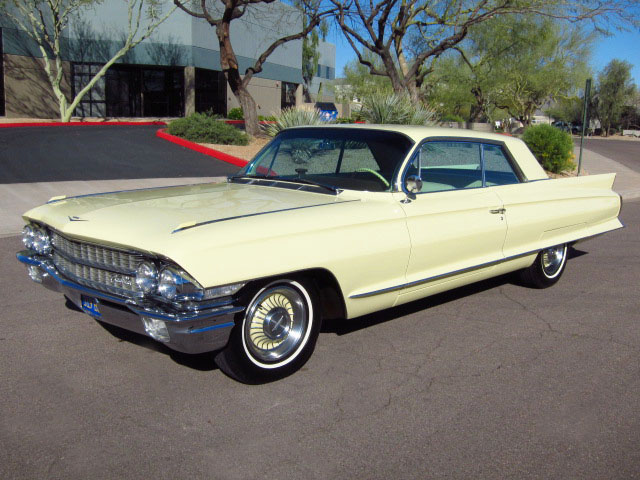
16;125;623;383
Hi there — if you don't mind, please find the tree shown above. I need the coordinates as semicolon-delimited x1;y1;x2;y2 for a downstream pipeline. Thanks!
173;0;335;137
334;53;392;104
299;3;328;103
1;0;176;121
331;0;640;101
490;18;592;126
428;15;591;126
594;59;636;136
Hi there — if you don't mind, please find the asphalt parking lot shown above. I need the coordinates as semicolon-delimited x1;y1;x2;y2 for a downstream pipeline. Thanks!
1;198;638;479
0;125;238;183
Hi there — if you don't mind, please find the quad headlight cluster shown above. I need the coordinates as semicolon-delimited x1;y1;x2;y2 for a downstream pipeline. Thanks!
22;224;52;254
135;261;245;302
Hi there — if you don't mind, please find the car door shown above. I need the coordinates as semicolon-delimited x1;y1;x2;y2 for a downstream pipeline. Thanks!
397;140;508;297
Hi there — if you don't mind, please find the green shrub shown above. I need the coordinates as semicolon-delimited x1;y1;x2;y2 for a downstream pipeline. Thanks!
441;113;465;123
263;108;328;137
360;91;436;125
167;113;249;145
335;117;356;124
227;107;244;120
522;124;575;173
258;115;276;121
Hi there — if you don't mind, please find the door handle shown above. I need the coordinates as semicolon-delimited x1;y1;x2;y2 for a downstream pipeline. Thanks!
490;208;506;214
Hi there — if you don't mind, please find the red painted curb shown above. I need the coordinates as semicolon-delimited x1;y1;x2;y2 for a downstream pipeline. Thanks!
0;121;167;128
156;128;248;168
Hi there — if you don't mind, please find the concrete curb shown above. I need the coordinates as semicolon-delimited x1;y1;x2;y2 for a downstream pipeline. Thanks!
156;128;248;168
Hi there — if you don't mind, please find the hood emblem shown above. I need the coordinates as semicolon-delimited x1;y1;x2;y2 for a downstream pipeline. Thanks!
68;216;88;222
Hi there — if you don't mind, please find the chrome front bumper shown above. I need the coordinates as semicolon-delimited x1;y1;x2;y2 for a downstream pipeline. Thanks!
17;250;243;354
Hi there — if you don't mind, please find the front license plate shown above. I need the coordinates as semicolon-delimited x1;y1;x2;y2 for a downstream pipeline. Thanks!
81;296;102;318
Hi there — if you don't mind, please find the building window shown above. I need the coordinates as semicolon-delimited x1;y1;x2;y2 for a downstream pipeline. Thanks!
195;68;226;115
281;82;297;110
73;63;184;118
0;28;4;116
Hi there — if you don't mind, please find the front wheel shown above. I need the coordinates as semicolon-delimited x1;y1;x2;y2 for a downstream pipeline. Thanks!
215;279;321;383
519;244;568;288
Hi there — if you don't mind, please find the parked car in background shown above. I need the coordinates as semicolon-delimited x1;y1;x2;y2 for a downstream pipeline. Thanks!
17;126;623;383
553;121;572;132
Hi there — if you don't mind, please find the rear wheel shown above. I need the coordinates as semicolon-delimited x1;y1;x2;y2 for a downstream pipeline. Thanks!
215;279;321;383
520;244;568;288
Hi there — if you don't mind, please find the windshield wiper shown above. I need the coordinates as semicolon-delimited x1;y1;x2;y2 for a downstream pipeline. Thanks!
275;178;342;194
227;174;269;182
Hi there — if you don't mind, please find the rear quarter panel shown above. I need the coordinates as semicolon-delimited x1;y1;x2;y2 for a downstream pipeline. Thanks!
495;173;622;258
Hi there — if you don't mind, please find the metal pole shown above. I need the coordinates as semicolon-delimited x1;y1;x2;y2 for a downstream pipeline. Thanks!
578;78;592;176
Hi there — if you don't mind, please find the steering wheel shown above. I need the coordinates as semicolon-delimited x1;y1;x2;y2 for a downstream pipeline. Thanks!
355;168;390;189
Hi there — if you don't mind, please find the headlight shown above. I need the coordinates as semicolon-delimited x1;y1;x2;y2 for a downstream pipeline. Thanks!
22;225;35;249
32;227;51;254
135;261;158;295
158;268;180;300
158;267;202;301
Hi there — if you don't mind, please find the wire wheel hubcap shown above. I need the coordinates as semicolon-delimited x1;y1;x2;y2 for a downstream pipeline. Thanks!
541;245;566;277
244;285;308;363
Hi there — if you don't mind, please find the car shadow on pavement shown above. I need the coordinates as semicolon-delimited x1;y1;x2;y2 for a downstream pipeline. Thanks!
323;246;587;337
64;298;219;371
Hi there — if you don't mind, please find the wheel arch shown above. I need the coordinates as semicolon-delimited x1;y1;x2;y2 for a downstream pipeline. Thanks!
238;267;347;322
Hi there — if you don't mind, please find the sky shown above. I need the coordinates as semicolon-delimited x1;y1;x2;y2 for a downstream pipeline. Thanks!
329;27;640;87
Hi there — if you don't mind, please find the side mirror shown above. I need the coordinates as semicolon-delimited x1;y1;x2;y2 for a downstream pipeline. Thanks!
405;175;423;195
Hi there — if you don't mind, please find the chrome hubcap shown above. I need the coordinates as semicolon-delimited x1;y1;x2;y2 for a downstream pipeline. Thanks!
541;245;566;277
244;285;308;363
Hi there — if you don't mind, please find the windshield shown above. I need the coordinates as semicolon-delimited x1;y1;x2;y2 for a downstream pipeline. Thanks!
236;128;414;192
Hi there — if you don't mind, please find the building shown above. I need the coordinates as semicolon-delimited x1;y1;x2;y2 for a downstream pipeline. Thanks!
0;1;335;119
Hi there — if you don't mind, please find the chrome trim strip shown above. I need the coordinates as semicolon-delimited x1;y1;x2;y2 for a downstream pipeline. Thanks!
46;182;213;204
349;227;624;299
171;200;361;233
189;322;236;334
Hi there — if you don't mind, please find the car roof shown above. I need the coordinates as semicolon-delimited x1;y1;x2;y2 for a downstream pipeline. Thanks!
290;124;517;144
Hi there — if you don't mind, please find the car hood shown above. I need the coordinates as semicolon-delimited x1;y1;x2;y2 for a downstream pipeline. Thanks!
23;181;356;254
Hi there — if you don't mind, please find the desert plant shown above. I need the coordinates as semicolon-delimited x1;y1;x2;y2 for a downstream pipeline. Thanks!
167;113;249;145
227;107;244;120
522;124;575;173
263;108;328;137
360;92;436;125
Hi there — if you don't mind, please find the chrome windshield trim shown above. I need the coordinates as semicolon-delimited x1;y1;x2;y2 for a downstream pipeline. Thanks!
171;200;361;233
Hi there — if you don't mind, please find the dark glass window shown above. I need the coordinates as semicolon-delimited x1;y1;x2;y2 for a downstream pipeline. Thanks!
106;66;142;117
0;28;5;116
142;68;184;117
281;82;297;110
195;68;226;115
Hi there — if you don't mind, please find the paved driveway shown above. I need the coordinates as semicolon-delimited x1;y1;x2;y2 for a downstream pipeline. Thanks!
1;200;638;479
0;125;239;183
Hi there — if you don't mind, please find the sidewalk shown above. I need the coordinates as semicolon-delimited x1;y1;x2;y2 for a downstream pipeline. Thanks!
576;146;640;201
0;177;226;237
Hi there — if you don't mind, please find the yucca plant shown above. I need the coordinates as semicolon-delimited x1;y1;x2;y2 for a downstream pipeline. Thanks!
263;108;329;137
360;92;436;125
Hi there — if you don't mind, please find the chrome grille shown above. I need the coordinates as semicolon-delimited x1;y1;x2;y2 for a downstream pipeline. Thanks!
51;232;143;274
53;252;141;297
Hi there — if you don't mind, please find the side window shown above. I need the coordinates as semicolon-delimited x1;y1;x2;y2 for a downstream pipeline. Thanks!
483;144;520;186
413;141;482;192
